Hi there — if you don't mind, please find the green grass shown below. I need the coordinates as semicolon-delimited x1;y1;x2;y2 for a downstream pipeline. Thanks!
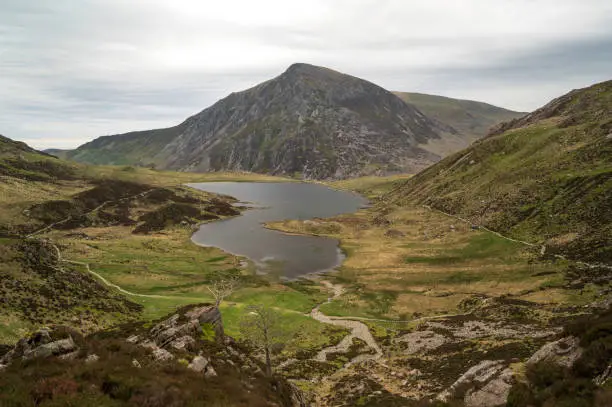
404;233;524;265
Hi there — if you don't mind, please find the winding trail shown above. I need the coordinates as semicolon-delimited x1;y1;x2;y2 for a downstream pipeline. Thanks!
310;281;382;365
50;243;179;300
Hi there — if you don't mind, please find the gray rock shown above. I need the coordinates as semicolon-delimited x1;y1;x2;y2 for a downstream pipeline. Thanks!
437;360;507;403
188;356;210;373
186;305;224;339
58;350;79;361
23;337;77;360
132;359;142;368
204;364;217;378
152;348;174;361
526;336;582;368
465;368;514;407
170;335;196;350
148;306;223;349
85;354;99;364
126;335;140;344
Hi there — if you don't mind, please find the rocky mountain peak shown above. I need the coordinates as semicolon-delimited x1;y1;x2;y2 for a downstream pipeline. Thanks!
66;65;448;178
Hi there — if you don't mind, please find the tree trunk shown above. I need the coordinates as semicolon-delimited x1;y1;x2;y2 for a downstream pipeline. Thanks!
264;346;272;377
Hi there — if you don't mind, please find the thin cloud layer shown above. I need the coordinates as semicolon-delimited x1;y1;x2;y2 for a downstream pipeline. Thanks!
1;0;611;149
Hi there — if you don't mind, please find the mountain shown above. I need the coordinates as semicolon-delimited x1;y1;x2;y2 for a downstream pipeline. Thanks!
385;80;612;264
42;148;71;159
393;92;526;156
67;63;452;179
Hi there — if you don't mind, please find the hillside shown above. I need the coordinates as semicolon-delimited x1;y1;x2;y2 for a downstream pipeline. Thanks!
0;305;306;406
393;92;526;155
386;80;612;264
67;63;449;179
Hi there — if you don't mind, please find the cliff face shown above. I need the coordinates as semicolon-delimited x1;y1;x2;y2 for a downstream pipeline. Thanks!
68;63;447;179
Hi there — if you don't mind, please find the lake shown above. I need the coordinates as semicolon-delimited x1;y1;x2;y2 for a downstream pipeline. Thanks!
188;182;367;279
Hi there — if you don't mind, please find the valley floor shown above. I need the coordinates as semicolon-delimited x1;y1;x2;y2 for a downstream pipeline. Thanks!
2;170;609;405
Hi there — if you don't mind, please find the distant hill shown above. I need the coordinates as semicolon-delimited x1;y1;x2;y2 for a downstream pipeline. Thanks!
0;135;77;181
393;92;526;156
42;148;71;159
66;64;453;179
386;80;612;264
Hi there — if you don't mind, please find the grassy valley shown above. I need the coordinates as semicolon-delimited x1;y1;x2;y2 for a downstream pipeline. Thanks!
1;76;611;407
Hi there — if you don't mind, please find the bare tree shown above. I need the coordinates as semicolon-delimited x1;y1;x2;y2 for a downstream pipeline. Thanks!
207;275;240;307
239;305;286;376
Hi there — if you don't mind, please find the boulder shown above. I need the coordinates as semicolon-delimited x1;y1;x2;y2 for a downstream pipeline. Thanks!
526;336;582;368
0;328;78;366
186;305;224;338
24;337;77;360
148;305;223;350
85;354;100;364
126;335;140;344
204;365;217;378
170;335;196;350
437;360;507;403
188;356;210;373
152;348;174;361
464;368;514;407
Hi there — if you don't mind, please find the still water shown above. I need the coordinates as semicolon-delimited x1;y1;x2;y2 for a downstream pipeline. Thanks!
188;182;367;279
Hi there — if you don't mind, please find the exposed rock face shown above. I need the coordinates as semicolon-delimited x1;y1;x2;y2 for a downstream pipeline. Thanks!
464;368;514;407
68;63;447;179
147;305;224;351
0;328;78;365
526;336;583;368
437;360;513;407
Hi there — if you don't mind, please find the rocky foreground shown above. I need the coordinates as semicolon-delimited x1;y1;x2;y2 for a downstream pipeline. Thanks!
0;304;307;407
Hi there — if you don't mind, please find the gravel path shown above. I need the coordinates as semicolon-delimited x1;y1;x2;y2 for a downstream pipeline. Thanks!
311;281;382;364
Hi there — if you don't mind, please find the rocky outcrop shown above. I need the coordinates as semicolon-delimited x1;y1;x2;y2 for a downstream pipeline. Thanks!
188;355;217;378
0;305;308;407
437;360;513;407
0;328;78;366
68;63;447;179
526;336;583;368
464;368;514;407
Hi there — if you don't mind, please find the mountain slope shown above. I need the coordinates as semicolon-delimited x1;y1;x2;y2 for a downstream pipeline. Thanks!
68;63;448;179
0;134;78;182
393;92;526;155
386;80;612;263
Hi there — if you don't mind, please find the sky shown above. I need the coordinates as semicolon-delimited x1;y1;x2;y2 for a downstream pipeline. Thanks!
1;0;611;150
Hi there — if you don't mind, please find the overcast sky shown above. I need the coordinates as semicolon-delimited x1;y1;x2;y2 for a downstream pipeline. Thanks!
1;0;611;150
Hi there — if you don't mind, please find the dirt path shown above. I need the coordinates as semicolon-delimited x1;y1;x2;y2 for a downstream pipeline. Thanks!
310;281;382;364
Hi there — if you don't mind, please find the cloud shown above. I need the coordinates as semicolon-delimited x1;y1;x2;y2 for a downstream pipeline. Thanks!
0;0;611;149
